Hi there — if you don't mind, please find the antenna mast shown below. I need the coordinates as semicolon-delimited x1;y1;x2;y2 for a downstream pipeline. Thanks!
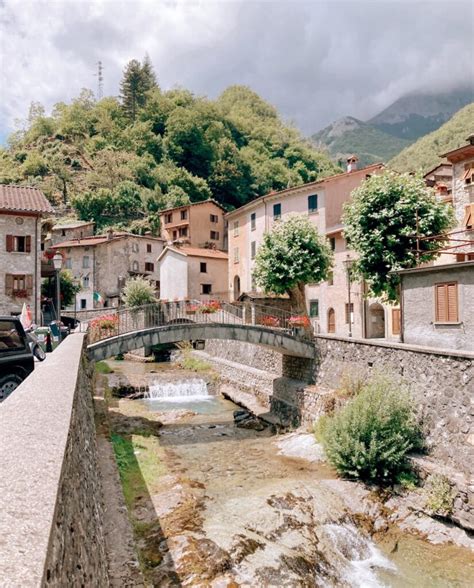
95;61;104;99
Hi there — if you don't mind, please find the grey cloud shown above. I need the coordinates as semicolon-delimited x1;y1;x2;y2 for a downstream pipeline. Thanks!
0;0;473;141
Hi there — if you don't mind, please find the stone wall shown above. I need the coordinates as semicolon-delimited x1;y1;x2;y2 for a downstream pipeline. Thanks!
0;334;108;586
314;335;474;478
203;339;283;375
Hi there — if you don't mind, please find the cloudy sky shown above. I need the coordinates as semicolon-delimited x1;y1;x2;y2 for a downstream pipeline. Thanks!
0;0;473;142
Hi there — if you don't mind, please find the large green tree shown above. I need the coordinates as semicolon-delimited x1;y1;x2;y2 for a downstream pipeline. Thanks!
120;59;157;120
253;214;333;312
343;170;454;301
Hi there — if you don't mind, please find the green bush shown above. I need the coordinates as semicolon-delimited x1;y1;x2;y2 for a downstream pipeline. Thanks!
318;377;422;483
424;474;455;516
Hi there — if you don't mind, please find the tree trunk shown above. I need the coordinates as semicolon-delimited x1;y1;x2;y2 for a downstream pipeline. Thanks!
288;282;307;315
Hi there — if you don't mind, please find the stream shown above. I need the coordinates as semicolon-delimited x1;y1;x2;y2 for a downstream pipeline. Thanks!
103;360;474;587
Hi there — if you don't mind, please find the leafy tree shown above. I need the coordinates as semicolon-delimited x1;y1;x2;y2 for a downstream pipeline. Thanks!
41;270;81;308
316;376;422;484
121;276;156;307
71;188;116;229
22;152;48;177
253;214;333;312
343;170;455;301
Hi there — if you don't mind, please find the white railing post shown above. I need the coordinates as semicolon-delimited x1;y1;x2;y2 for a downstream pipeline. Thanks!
251;304;256;326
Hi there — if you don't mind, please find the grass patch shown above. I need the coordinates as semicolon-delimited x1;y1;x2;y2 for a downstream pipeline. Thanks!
95;360;113;374
424;474;455;516
110;432;165;509
177;350;212;373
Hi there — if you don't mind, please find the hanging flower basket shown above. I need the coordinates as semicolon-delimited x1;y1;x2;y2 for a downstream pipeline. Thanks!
186;304;200;315
288;315;311;328
201;301;221;314
260;315;280;328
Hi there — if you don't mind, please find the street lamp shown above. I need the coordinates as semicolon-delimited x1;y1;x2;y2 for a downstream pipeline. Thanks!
52;253;63;323
343;254;354;338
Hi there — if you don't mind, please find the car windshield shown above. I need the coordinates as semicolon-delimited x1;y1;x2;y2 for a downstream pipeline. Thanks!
0;321;25;352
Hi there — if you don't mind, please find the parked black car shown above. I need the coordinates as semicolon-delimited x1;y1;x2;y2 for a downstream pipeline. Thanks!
0;316;34;401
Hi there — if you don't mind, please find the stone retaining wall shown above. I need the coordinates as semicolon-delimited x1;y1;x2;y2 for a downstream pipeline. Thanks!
0;334;108;586
203;339;283;375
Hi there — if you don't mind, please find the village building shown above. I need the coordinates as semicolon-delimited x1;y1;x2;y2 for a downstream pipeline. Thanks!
0;185;54;323
398;260;474;351
52;231;164;310
49;220;95;246
158;246;228;301
159;199;227;251
225;158;398;339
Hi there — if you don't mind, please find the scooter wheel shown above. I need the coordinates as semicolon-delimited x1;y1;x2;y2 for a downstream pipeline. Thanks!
34;344;47;361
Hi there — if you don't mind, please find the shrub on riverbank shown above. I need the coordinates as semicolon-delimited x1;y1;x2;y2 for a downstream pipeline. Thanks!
316;377;422;484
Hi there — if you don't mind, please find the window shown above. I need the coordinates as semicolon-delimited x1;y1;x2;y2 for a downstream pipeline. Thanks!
82;255;90;268
456;253;466;262
165;213;173;224
462;204;474;228
233;220;240;236
273;203;281;220
468;253;474;261
61;229;66;237
132;260;139;272
251;241;256;259
210;230;219;240
309;300;319;318
234;247;240;263
201;284;212;295
5;274;33;298
329;237;336;251
210;214;219;223
64;258;72;269
6;235;31;253
327;308;336;333
145;262;154;272
251;273;256;291
178;227;188;237
345;303;354;324
327;271;334;286
173;231;178;240
392;308;401;335
0;320;24;352
462;163;474;185
83;276;89;288
132;242;139;253
308;194;318;213
80;298;87;310
435;282;458;323
200;262;207;273
147;243;152;253
180;210;187;220
250;212;256;231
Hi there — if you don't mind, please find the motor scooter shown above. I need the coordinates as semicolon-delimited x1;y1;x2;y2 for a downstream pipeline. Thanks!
25;325;47;361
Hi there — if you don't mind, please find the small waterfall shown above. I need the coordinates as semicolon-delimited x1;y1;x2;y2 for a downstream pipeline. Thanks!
146;378;210;402
319;523;396;587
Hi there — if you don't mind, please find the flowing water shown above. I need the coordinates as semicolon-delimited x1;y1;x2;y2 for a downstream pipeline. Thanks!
105;360;474;587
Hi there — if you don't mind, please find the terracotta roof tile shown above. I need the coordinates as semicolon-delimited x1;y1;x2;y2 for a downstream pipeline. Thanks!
159;246;228;260
0;184;54;214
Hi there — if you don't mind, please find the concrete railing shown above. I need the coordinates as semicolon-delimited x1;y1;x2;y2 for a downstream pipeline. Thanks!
0;334;108;586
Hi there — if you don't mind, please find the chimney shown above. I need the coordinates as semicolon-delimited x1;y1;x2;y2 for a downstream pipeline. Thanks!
346;155;359;173
467;134;474;146
106;228;114;240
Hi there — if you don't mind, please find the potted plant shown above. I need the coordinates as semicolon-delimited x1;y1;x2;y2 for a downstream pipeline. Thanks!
260;315;280;328
201;300;221;314
186;304;200;315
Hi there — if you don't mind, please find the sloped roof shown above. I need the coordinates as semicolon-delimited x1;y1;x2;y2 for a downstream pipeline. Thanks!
159;198;226;214
0;185;54;214
158;246;228;261
52;220;95;230
52;231;164;249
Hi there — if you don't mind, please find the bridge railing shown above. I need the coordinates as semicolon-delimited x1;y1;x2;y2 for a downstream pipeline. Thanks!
81;300;313;343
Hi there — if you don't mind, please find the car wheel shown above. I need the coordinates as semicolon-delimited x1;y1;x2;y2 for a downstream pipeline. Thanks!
0;374;24;402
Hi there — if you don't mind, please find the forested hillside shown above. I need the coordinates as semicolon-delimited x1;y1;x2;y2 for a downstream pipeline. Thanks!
389;102;474;173
0;58;340;233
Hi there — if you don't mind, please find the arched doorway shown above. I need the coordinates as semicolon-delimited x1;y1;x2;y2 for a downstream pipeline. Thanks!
368;302;385;338
233;275;241;300
327;308;335;333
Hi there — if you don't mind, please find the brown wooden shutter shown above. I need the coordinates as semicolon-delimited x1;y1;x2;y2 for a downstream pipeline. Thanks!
435;284;447;322
447;282;458;322
6;234;13;252
328;308;336;333
392;308;401;335
26;274;33;297
25;235;32;252
5;274;14;295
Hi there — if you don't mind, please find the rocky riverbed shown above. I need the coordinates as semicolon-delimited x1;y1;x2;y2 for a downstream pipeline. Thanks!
96;359;474;587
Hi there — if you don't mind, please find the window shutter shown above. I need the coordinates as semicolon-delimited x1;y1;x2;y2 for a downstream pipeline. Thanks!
435;284;447;322
6;235;13;252
447;283;458;322
392;308;401;335
5;273;14;295
25;235;32;252
26;274;34;296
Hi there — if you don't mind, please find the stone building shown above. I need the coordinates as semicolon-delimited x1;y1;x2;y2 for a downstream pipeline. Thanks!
225;158;398;339
0;185;54;322
49;220;95;246
398;260;474;351
52;231;164;310
159;199;227;251
158;246;228;301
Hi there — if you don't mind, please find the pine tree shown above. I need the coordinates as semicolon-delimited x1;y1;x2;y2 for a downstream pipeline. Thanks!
141;53;157;93
120;57;157;121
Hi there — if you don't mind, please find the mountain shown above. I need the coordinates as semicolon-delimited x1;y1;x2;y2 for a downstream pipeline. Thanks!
369;86;473;140
388;102;474;173
312;116;409;167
